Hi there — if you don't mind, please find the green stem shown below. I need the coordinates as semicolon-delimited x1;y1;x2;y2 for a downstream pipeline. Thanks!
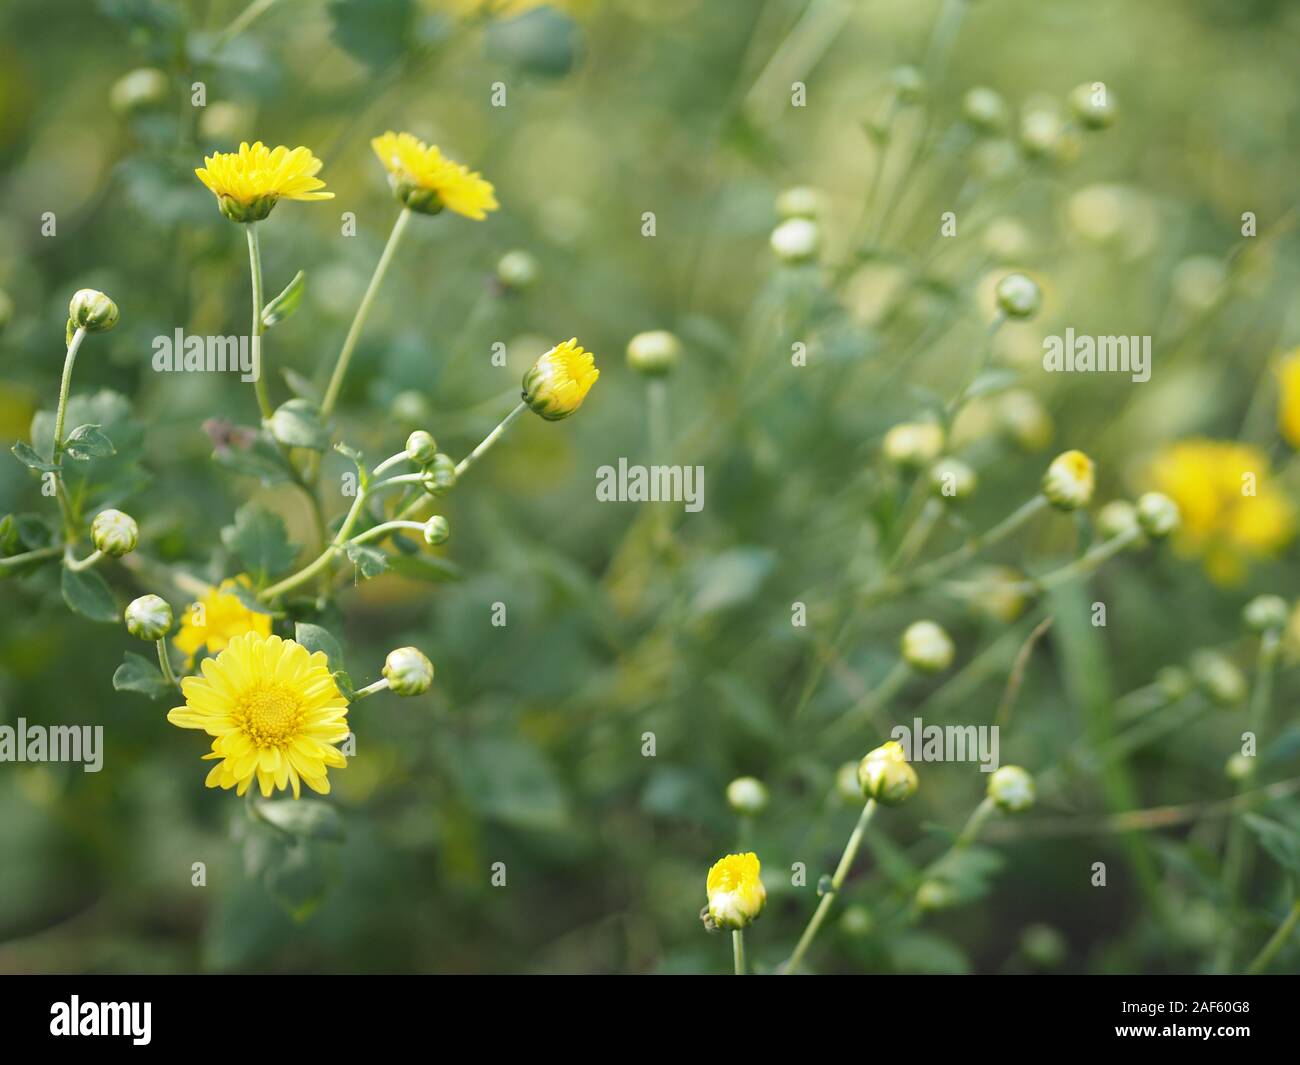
348;520;426;546
1246;899;1300;974
454;400;528;480
955;796;996;848
217;0;279;46
0;544;63;569
823;660;911;742
1021;528;1140;594
903;494;1049;589
157;640;181;690
246;224;272;421
52;326;88;537
353;677;391;699
260;490;370;601
732;929;746;976
784;799;878;974
946;312;1005;423
64;548;104;573
320;207;412;419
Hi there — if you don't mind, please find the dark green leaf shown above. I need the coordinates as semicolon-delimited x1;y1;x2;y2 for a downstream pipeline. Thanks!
61;565;119;622
261;270;306;328
267;398;330;451
344;543;388;579
221;503;299;584
112;651;174;700
62;424;116;460
11;442;56;472
1242;814;1300;876
294;622;345;670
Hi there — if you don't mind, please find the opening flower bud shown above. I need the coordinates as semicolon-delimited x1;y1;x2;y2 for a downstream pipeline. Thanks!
705;852;766;930
382;646;434;696
626;330;682;377
1042;449;1095;510
988;765;1036;813
858;741;919;805
406;430;438;466
901;620;954;673
522;338;599;421
725;776;769;816
91;509;138;557
1135;491;1179;539
423;515;450;546
124;594;173;641
770;217;820;264
69;289;119;333
421;454;458;496
994;272;1041;319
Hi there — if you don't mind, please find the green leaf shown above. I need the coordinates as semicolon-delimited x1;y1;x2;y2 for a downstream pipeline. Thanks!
261;270;306;328
61;565;119;622
112;651;174;700
334;442;369;490
344;542;388;579
886;931;972;975
11;442;57;472
1242;814;1300;876
328;0;416;67
254;799;345;841
31;390;145;511
281;368;321;403
444;736;570;831
382;551;460;583
294;622;345;670
61;423;117;460
213;436;293;486
267;398;330;451
484;7;581;78
221;503;299;584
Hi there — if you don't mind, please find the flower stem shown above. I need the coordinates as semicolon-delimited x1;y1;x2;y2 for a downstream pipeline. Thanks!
157;640;181;689
732;929;746;976
1246;898;1300;974
320;207;412;419
903;494;1049;590
454;400;528;480
955;796;997;848
353;677;391;700
63;548;104;573
52;326;88;537
823;659;911;743
785;799;878;974
0;544;63;569
260;489;369;601
245;224;272;421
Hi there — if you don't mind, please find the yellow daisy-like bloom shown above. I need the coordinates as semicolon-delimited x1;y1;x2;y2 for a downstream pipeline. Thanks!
1148;438;1295;584
167;632;349;798
706;852;766;930
370;131;498;219
195;141;333;222
521;338;599;421
1276;349;1300;448
174;577;272;660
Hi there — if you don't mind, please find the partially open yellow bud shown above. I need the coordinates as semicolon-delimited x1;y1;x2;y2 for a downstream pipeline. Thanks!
857;740;919;805
522;338;599;421
705;852;766;930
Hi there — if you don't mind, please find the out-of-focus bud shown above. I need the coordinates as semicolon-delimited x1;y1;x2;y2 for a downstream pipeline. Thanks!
1155;665;1191;701
69;289;119;333
982;217;1033;262
391;389;433;427
770;217;820;264
891;65;925;104
522;338;600;420
994;272;1041;319
705;852;766;930
882;421;945;469
110;67;169;116
962;86;1008;132
1042;449;1095;510
1243;594;1289;634
915;879;955;912
124;594;173;641
901;620;954;673
626;329;681;377
776;185;823;220
840;905;874;937
422;515;450;546
858;740;919;805
91;509;138;557
1096;500;1141;542
836;760;863;803
421;453;458;496
971;138;1019;180
929;457;977;502
1020;105;1078;162
997;389;1053;451
406;430;437;465
965;565;1029;624
988;765;1036;813
1225;752;1254;783
383;646;434;696
1020;924;1068;968
496;249;539;292
1190;650;1246;707
1171;255;1226;312
1068;81;1117;130
1135;491;1179;539
726;776;769;816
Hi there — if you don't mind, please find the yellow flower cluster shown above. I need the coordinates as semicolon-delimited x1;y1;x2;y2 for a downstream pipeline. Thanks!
173;577;271;660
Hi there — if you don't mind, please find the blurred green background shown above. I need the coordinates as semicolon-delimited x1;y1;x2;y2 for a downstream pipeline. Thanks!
2;0;1299;974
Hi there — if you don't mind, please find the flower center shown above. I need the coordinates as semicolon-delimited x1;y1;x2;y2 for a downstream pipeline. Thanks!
234;683;305;748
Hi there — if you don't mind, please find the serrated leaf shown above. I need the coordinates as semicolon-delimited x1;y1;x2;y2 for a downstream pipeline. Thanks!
11;442;57;472
62;423;117;460
254;798;345;841
221;504;299;585
112;651;174;700
267;398;330;451
294;622;344;670
61;565;119;622
345;542;388;579
261;270;306;328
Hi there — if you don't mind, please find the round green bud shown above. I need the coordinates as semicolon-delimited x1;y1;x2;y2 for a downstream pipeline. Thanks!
1225;752;1254;783
994;272;1041;319
770;217;820;264
406;430;438;466
1096;500;1141;542
69;289;119;333
1020;924;1067;968
91;509;138;558
1243;594;1289;634
1135;491;1180;539
1190;650;1246;707
421;453;458;497
1042;449;1095;511
915;879;955;912
929;457;977;502
110;67;169;116
391;389;433;427
962;86;1008;132
891;65;925;104
901;620;954;674
1068;82;1117;130
726;776;769;816
383;646;434;696
1019;107;1074;161
422;514;450;546
124;594;173;641
835;760;863;803
775;185;822;221
626;330;682;377
882;421;945;469
840;905;874;937
857;740;919;806
988;765;1036;813
496;249;539;292
1154;665;1191;701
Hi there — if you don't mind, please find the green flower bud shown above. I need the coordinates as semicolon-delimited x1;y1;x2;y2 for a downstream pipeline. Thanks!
994;272;1041;319
882;421;945;469
1243;594;1289;634
1020;107;1077;162
770;218;820;264
69;289;119;333
1154;665;1191;701
626;330;682;377
726;776;769;816
988;765;1036;813
962;86;1008;132
891;65;925;103
997;389;1053;451
775;185;822;221
929;457;977;502
840;905;874;937
124;594;173;641
423;514;450;546
391;390;433;427
835;760;863;803
109;67;169;116
1190;650;1246;707
1068;81;1117;130
421;453;458;497
1096;500;1141;542
1042;449;1095;511
91;509;138;558
406;430;438;466
915;879;955;912
1020;924;1067;968
1135;491;1179;539
857;740;919;805
901;620;954;673
383;646;434;696
1225;752;1254;783
496;249;539;292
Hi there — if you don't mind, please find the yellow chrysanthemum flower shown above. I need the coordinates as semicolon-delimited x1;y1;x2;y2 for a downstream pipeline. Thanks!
370;131;498;219
174;577;273;660
521;338;599;421
167;632;349;798
1276;349;1300;448
195;141;333;222
706;852;766;930
1148;438;1295;584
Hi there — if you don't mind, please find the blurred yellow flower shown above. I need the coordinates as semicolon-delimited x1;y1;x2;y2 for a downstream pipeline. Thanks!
167;632;349;798
370;131;498;219
174;577;273;660
706;852;766;929
522;337;599;420
1275;349;1300;448
195;141;332;222
1148;439;1295;583
438;0;589;16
